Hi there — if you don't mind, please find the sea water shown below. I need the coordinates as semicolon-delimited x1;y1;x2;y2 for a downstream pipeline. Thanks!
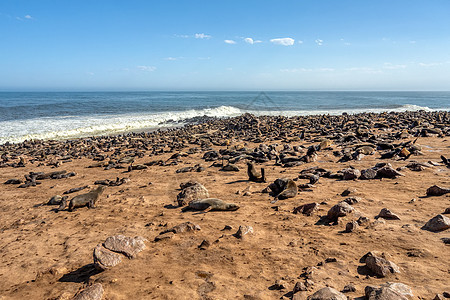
0;91;449;144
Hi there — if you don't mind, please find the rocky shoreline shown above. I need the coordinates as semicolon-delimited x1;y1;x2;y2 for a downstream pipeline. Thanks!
0;110;449;299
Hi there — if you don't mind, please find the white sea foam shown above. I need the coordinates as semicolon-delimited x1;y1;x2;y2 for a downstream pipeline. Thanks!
0;104;446;144
0;106;242;144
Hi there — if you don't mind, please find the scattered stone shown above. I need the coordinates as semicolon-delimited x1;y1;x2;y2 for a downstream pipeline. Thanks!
293;281;307;293
341;187;357;197
221;164;240;171
380;282;414;298
93;244;123;270
198;239;210;250
342;168;361;180
376;208;401;220
73;283;104;300
441;238;450;244
360;168;377;180
422;214;450;232
343;197;360;205
103;235;146;258
342;284;356;293
271;279;287;290
307;287;346;300
364;253;400;277
327;202;354;221
234;225;253;239
293;202;320;216
160;221;201;234
444;207;450;214
426;185;450;196
345;221;359;233
177;182;209;207
376;166;404;179
154;232;174;242
365;285;407;300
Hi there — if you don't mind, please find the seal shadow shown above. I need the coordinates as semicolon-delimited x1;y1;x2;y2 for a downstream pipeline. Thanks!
59;263;102;283
226;179;250;184
163;204;179;209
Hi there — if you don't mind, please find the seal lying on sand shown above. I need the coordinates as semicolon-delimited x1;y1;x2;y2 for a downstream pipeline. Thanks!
182;198;239;212
59;186;106;211
247;162;266;183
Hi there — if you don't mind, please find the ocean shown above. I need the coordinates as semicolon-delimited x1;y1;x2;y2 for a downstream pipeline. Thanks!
0;91;449;145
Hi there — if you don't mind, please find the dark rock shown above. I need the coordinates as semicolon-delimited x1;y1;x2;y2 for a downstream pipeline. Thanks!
365;253;400;277
360;168;377;180
376;166;404;179
377;208;401;220
345;221;359;233
342;284;356;293
198;239;210;250
342;168;361;180
426;185;450;196
327;202;354;221
365;286;407;300
422;214;450;232
154;232;174;242
293;202;320;216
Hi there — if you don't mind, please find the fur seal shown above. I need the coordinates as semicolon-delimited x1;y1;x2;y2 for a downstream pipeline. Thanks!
67;185;106;211
247;162;266;183
183;198;239;212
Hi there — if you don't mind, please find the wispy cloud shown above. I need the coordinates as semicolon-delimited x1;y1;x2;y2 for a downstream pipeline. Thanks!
345;67;382;74
16;14;34;21
195;33;211;39
270;38;295;46
24;15;33;19
418;62;441;67
315;39;323;46
137;66;156;72
383;63;407;70
164;57;180;61
244;37;262;44
224;40;236;44
281;67;334;73
298;40;304;44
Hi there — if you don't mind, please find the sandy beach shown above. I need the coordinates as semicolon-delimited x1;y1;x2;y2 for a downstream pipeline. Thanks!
0;111;449;299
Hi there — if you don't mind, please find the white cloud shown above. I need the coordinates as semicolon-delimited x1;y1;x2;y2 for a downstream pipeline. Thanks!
195;33;211;39
24;15;33;19
137;66;156;72
174;34;190;38
164;57;179;61
270;38;295;46
244;37;262;44
383;63;406;70
224;40;236;44
315;39;323;46
298;40;304;44
418;62;441;67
244;37;254;44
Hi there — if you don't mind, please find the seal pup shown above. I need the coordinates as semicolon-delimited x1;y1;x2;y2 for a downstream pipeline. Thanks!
68;185;106;212
247;162;266;183
183;198;239;212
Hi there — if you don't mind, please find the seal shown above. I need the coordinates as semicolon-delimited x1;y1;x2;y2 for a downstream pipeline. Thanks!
67;185;106;212
183;198;239;212
247;162;266;183
276;179;298;200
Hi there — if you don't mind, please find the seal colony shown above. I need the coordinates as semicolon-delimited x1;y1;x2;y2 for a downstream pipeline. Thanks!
0;110;449;299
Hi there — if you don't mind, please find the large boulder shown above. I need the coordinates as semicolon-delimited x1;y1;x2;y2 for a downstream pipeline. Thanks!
422;214;450;232
327;202;354;221
307;287;346;300
73;283;104;300
93;244;123;270
177;182;209;206
103;235;146;258
364;253;400;277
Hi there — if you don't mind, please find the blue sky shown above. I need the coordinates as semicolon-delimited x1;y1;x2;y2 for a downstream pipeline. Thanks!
1;0;450;91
